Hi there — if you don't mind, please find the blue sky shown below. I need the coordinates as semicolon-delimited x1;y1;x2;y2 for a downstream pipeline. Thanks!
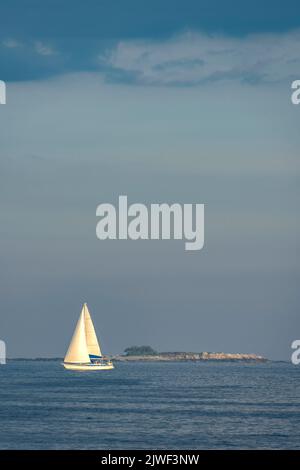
1;0;300;81
0;1;300;359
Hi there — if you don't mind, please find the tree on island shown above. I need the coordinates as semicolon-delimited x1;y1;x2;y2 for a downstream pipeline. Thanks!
124;346;158;356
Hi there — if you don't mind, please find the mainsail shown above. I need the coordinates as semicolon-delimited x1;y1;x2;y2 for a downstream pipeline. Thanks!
64;303;102;363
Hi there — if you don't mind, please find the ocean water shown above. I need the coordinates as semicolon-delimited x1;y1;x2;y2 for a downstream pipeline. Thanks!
0;360;299;449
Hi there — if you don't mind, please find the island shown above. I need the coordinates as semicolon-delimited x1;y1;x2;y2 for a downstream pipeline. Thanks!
113;346;267;362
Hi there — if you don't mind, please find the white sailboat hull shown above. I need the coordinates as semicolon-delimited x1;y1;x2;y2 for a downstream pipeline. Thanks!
63;362;114;371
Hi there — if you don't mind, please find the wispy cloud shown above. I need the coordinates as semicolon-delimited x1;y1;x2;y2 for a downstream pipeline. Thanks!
34;41;56;56
2;38;57;56
2;38;23;48
101;30;300;85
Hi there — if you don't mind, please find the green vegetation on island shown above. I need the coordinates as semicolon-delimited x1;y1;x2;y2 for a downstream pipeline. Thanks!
124;345;158;356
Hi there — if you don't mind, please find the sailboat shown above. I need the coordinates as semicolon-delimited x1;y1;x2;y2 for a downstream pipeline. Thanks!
63;303;114;371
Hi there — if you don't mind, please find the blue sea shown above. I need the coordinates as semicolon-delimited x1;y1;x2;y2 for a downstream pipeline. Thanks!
0;360;299;449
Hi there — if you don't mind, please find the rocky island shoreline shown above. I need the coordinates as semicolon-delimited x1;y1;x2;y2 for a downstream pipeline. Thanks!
113;346;267;362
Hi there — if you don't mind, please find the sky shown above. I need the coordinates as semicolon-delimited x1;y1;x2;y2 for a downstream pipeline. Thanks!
0;0;300;359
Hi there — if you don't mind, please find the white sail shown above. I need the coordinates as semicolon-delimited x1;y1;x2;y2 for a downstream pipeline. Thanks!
83;303;102;357
64;306;90;364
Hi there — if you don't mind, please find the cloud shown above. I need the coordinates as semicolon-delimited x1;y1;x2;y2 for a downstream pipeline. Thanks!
2;30;299;85
101;30;300;85
34;41;56;56
2;38;23;48
1;38;56;56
